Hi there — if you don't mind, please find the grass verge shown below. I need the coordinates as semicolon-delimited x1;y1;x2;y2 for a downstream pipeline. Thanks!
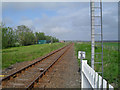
2;43;67;69
74;42;118;88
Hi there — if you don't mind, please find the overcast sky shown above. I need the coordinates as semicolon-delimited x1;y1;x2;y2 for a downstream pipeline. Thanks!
2;2;118;40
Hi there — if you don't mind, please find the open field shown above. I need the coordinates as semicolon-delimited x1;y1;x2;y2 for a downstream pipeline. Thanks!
2;43;66;69
74;42;118;88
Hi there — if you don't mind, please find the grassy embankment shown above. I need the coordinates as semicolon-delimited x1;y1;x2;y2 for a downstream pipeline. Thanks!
74;42;118;88
2;43;67;69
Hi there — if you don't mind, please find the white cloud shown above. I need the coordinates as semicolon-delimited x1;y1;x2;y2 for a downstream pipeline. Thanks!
2;2;89;12
2;17;13;26
20;19;33;27
17;2;117;40
2;2;118;40
102;4;118;40
51;27;71;33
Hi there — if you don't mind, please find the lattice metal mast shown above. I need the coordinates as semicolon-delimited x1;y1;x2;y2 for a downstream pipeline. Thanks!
90;0;104;88
90;0;95;69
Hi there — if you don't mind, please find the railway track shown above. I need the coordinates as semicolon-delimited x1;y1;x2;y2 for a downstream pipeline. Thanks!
1;43;73;89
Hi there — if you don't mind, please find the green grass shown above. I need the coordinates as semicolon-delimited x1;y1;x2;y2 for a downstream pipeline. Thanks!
74;42;118;88
2;43;67;69
103;42;118;51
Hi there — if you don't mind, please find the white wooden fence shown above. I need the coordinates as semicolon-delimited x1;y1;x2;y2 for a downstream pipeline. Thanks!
81;60;114;89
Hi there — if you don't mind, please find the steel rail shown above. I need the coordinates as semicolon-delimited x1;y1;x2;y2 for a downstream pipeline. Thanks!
1;44;70;83
25;44;72;89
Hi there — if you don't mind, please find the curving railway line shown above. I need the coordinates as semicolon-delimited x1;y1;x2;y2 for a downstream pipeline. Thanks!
1;43;73;89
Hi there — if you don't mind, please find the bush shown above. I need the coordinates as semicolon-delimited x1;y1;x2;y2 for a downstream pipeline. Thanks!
14;42;21;47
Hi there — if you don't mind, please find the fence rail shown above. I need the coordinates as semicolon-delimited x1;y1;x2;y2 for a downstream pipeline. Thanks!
81;60;114;89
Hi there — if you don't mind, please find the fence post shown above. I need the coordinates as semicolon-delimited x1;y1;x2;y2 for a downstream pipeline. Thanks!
94;72;98;88
81;60;92;88
99;75;102;88
103;79;107;89
109;84;114;90
81;60;114;89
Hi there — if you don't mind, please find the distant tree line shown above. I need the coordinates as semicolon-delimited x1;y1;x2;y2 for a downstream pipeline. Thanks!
1;25;59;49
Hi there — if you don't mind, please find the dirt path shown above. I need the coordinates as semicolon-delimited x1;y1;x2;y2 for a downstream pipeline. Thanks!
35;44;81;88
